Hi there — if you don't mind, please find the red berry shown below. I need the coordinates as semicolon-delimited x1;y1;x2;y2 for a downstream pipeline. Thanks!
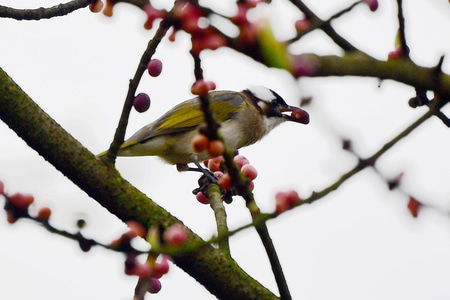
191;80;216;96
407;197;421;218
103;0;114;16
291;108;310;124
37;207;52;221
89;0;104;13
218;173;232;190
147;59;163;77
208;140;224;158
8;193;34;209
133;93;151;113
192;134;209;153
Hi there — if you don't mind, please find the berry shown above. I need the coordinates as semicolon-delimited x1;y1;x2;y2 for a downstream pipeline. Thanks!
192;134;209;153
89;0;104;13
163;224;188;246
8;193;34;209
291;108;310;124
241;164;258;180
292;55;318;77
37;207;52;221
126;221;146;239
207;156;223;172
195;191;210;204
295;18;310;32
407;197;421;218
133;93;151;113
147;59;163;77
153;255;170;278
388;45;403;60
363;0;379;12
233;155;250;168
148;277;162;294
208;140;224;158
275;190;301;214
218;173;232;190
191;80;216;96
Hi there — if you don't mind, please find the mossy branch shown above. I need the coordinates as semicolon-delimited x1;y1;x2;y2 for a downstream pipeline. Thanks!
0;67;277;300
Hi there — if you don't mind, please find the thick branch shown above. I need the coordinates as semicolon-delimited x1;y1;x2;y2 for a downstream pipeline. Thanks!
296;53;450;96
0;68;277;300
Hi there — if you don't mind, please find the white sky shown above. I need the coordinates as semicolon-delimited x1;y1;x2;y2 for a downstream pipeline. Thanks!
1;0;450;299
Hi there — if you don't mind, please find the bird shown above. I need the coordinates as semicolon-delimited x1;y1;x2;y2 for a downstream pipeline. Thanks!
98;86;309;168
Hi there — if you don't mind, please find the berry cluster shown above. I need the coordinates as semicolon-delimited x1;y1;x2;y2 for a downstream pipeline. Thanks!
110;221;188;294
193;155;258;205
1;181;52;224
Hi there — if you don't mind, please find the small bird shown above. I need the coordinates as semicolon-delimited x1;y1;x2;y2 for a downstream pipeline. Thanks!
99;87;309;167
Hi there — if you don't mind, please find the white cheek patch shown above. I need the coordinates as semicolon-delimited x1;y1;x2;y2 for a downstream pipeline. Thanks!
248;85;276;102
257;101;268;111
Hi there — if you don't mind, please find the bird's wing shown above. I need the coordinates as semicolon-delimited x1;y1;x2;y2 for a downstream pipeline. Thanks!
123;91;246;146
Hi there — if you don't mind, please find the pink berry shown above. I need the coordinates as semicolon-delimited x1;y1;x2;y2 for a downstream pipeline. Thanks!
295;18;310;32
163;224;188;246
196;191;210;205
388;45;403;60
148;277;162;294
147;59;163;77
292;55;318;77
275;190;301;214
133;93;151;113
241;164;258;181
363;0;379;12
126;220;146;238
136;263;152;279
233;155;249;168
191;80;216;96
153;255;170;278
207;156;223;172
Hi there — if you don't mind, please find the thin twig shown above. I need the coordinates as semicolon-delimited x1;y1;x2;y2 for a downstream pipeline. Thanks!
396;0;410;58
288;0;357;51
105;15;173;163
0;0;94;20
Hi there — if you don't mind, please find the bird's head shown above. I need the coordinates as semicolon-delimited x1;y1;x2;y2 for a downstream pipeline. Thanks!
243;86;309;132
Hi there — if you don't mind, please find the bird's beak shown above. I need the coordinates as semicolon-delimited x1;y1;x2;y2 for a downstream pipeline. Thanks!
279;106;310;124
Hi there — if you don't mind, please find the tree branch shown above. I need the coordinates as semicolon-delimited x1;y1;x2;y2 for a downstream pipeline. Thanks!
0;0;94;20
0;67;277;300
